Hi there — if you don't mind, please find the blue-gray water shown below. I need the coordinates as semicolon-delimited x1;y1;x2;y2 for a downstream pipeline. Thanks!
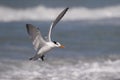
0;0;120;80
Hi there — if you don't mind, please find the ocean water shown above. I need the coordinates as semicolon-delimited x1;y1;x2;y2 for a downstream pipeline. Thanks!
0;0;120;80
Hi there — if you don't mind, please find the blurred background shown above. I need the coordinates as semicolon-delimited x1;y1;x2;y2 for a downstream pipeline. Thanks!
0;0;120;80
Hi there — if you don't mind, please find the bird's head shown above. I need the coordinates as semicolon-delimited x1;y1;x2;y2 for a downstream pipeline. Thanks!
53;41;64;48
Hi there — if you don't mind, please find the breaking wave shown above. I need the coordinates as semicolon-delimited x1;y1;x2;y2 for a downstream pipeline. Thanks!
0;5;120;22
0;59;120;80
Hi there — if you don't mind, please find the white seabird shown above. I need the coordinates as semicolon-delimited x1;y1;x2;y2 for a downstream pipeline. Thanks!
26;7;69;61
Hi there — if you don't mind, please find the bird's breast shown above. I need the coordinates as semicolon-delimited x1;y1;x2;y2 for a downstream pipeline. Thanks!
37;45;53;55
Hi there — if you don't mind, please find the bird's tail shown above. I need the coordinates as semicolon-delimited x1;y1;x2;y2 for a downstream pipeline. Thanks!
29;55;45;61
29;56;38;61
29;57;34;60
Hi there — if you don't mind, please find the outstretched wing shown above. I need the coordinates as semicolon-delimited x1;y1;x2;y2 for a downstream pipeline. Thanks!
48;7;69;41
26;24;45;51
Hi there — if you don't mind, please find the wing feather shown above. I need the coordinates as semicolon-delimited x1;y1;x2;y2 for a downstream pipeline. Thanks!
26;24;45;51
48;7;69;41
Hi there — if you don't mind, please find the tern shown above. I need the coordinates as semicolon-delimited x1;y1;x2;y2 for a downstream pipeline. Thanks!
26;7;69;61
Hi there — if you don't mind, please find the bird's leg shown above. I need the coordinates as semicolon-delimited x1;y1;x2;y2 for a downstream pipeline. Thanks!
41;55;45;61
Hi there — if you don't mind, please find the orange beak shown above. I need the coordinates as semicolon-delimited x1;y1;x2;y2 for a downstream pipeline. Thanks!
59;45;65;48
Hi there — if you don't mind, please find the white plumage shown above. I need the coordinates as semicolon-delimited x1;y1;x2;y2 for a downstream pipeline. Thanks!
26;7;69;61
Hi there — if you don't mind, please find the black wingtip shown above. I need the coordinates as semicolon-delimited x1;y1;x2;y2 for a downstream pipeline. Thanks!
65;7;69;12
26;24;31;28
26;24;30;34
63;7;69;14
66;7;69;10
26;24;34;34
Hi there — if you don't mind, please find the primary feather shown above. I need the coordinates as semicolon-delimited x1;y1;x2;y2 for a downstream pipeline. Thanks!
26;24;45;52
48;7;69;41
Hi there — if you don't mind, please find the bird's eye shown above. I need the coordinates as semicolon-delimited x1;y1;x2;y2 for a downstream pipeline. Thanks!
53;41;57;44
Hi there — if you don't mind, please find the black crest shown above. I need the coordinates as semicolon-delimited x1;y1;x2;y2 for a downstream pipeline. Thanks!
53;41;57;44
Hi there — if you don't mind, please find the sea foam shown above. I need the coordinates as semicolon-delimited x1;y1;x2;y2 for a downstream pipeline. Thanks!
0;59;120;80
